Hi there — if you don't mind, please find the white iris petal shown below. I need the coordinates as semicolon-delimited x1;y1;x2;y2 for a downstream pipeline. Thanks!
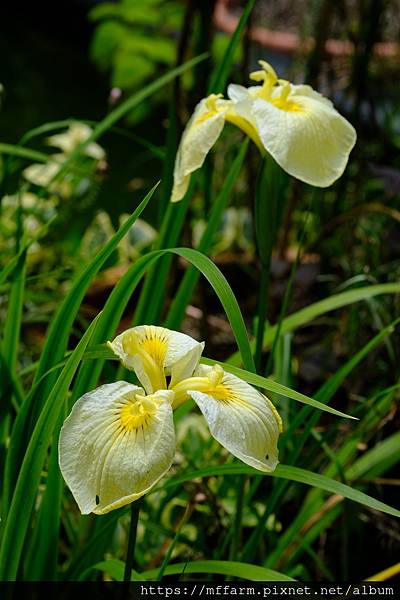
228;66;356;188
58;381;175;515
250;93;356;187
171;95;232;202
108;325;204;393
187;365;281;472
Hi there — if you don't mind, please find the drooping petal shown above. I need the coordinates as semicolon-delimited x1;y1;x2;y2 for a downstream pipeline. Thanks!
250;91;356;187
187;365;282;472
229;72;356;188
171;95;231;202
59;382;175;514
108;326;204;393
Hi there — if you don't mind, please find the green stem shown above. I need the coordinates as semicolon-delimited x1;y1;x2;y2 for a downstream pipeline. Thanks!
229;476;246;562
254;259;272;371
253;157;279;371
123;500;141;583
265;194;313;377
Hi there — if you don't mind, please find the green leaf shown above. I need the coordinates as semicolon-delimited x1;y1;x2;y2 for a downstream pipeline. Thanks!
201;358;355;419
157;464;400;518
0;245;26;500
166;140;249;329
91;558;294;582
172;249;255;373
0;314;100;580
65;510;124;580
208;0;256;93
228;283;400;365
346;431;400;481
72;245;256;401
0;143;49;163
2;186;158;516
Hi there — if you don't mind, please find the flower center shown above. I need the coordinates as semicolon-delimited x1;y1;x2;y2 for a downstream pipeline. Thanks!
120;393;158;431
250;61;301;112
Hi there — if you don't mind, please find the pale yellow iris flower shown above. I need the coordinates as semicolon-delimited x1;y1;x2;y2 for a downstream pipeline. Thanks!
59;325;282;515
171;60;356;202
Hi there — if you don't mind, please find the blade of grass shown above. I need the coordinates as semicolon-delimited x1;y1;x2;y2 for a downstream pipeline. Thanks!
0;314;100;580
135;1;255;328
0;143;50;163
207;0;256;93
242;319;399;561
0;245;26;520
228;282;400;365
73;245;256;402
156;504;191;581
65;509;124;580
23;408;67;580
2;184;157;517
201;358;354;419
266;387;398;570
157;463;400;518
166;140;249;329
91;558;294;582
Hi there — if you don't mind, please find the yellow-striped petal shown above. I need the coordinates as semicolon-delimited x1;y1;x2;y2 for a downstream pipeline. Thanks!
187;365;282;472
229;70;356;188
108;326;204;393
251;91;356;187
59;381;175;514
171;95;231;202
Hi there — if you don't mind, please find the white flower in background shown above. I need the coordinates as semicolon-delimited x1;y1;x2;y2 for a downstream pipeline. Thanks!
193;207;254;256
47;123;105;160
171;60;356;202
59;325;282;514
1;192;57;255
80;212;157;261
23;155;67;189
23;123;105;193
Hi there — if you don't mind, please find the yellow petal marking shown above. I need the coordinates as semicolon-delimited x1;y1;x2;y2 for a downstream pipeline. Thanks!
171;364;282;433
120;327;167;391
120;392;159;431
224;111;264;152
171;364;249;408
194;94;224;126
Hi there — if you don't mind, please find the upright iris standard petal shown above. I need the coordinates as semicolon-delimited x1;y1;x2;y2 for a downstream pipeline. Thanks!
58;382;175;515
171;94;232;202
186;365;282;472
108;325;204;394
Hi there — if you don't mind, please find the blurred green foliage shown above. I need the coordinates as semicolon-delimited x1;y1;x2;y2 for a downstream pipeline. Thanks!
89;0;183;121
